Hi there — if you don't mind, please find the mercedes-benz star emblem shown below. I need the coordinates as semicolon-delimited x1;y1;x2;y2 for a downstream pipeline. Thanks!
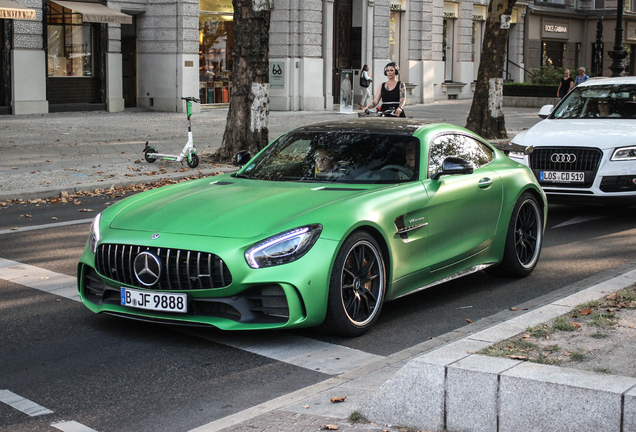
551;153;577;163
134;252;162;286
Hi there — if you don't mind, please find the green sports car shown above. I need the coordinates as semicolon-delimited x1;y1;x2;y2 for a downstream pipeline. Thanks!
77;119;546;336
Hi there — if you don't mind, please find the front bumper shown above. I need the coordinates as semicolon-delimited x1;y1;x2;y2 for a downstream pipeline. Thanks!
77;230;339;330
526;147;636;205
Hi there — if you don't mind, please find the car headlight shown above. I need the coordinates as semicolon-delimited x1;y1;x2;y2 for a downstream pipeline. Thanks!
611;146;636;161
88;213;101;253
245;224;323;269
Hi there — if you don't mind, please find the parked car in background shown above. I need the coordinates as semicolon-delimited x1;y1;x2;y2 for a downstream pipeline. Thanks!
510;76;636;204
78;119;546;336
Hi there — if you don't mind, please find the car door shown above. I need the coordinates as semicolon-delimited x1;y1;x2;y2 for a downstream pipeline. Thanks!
423;133;503;271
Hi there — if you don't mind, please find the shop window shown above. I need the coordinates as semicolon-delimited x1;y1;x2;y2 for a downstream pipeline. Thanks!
389;9;403;64
199;0;234;104
542;41;565;68
47;2;93;77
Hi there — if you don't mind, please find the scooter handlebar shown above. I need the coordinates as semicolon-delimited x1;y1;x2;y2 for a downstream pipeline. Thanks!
181;97;201;103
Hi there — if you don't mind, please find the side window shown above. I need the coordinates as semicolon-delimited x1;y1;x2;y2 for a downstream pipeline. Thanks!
428;134;494;178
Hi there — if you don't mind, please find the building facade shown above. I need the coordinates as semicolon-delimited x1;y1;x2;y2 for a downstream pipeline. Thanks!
1;0;535;115
522;0;636;79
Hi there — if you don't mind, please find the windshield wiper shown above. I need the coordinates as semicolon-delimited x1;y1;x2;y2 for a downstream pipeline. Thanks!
232;173;255;179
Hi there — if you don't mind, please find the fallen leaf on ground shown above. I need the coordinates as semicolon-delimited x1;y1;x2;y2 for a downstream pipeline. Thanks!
580;308;592;316
466;319;473;324
508;355;528;360
79;209;94;212
321;425;338;430
510;307;518;311
572;322;581;328
330;396;346;403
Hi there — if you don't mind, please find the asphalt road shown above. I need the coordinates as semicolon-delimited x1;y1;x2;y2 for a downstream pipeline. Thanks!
1;195;636;431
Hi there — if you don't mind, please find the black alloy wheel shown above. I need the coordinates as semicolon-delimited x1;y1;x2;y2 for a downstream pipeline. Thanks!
488;192;543;278
318;231;386;336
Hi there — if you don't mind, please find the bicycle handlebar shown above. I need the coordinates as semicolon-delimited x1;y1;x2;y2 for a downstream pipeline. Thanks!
182;97;201;103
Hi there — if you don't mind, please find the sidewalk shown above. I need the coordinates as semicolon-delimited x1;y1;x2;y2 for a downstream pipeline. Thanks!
0;100;542;202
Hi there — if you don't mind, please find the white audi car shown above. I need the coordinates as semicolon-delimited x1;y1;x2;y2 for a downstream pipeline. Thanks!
510;76;636;204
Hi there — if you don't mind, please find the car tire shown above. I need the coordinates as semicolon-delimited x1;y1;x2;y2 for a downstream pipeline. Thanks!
317;231;386;337
488;192;543;278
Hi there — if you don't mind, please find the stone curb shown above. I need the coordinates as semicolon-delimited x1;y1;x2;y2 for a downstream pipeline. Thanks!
361;268;636;432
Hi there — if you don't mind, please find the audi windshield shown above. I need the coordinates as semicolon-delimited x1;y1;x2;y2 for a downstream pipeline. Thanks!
552;84;636;119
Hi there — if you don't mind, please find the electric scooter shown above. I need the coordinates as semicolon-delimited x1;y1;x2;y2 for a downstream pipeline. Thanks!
143;97;201;168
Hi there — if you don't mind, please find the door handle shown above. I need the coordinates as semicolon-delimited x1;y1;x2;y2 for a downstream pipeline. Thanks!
478;178;492;189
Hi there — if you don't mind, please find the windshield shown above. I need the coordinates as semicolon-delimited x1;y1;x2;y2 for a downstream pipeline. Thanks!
238;132;421;184
552;84;636;119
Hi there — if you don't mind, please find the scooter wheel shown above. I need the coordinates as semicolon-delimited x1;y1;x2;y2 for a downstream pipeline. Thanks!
187;153;200;169
144;148;158;163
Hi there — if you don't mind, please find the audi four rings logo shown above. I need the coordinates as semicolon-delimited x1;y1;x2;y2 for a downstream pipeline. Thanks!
133;252;162;286
551;153;577;163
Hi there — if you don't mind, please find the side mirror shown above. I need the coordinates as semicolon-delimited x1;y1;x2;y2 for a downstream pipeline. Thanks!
432;157;473;180
538;105;554;119
232;150;251;166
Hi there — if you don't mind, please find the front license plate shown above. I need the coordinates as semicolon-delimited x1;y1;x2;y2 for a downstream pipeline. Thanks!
120;288;187;313
539;171;585;183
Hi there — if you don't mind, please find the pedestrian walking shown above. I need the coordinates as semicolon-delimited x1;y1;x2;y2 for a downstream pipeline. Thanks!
359;64;372;109
575;67;590;85
557;69;574;98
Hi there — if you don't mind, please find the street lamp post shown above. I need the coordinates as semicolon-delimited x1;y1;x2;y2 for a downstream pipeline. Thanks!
608;0;627;77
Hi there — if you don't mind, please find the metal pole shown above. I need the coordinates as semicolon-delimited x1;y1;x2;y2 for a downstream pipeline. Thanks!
608;0;627;77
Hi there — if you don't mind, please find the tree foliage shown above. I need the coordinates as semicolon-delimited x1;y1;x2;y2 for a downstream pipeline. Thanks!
465;0;517;139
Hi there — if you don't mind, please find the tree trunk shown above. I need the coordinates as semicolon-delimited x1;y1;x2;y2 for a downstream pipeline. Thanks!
213;0;270;161
465;0;516;139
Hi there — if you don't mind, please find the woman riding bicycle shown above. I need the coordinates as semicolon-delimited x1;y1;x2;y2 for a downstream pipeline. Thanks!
361;62;406;117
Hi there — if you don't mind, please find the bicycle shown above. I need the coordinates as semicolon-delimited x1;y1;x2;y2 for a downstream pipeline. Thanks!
143;97;201;168
358;106;399;117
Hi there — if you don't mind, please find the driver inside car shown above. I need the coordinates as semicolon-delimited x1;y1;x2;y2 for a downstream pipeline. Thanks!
314;148;336;176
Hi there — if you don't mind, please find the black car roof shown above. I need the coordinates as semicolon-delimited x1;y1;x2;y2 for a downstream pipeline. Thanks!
291;118;433;135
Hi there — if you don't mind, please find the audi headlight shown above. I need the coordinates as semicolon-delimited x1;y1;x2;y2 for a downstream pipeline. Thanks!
245;224;323;269
88;213;101;254
611;146;636;161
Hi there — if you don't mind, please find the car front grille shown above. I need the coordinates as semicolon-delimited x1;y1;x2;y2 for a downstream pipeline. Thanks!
529;147;603;188
95;244;232;290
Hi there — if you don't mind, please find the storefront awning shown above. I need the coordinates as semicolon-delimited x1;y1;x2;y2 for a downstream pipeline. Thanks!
50;0;132;24
0;0;37;20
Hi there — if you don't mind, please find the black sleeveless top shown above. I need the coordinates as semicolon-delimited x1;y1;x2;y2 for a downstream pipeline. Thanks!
381;81;405;117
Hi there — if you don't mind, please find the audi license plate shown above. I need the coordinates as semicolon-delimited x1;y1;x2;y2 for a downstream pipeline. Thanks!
120;287;187;313
540;171;585;183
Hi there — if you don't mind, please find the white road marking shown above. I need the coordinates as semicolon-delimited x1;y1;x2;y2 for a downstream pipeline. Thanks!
0;258;79;301
0;218;93;236
190;331;384;375
552;215;607;229
51;421;99;432
0;390;53;416
0;259;384;375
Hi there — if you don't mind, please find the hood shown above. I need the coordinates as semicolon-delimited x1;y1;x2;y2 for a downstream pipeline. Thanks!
107;177;373;239
513;119;636;150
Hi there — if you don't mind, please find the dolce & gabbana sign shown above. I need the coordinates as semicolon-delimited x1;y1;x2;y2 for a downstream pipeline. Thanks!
542;20;569;39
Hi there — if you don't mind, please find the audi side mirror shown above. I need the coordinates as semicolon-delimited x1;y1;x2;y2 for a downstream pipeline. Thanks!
538;105;554;119
432;157;473;180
